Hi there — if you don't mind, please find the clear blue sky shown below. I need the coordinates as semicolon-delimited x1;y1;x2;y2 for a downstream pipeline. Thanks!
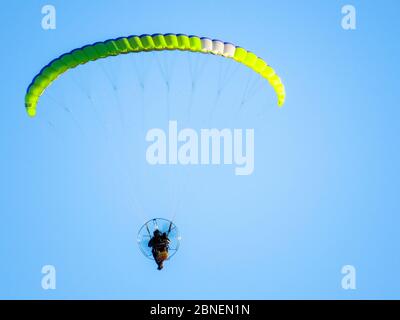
1;0;400;299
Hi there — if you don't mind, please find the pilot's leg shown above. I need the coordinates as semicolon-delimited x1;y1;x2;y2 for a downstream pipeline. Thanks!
152;250;157;261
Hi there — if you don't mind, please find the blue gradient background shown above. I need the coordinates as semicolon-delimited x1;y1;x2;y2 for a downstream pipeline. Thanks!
1;0;399;299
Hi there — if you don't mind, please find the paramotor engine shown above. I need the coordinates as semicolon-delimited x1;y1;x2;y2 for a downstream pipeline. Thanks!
137;218;181;261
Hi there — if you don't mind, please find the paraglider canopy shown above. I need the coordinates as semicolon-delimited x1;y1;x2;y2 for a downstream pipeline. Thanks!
25;33;286;117
137;218;180;260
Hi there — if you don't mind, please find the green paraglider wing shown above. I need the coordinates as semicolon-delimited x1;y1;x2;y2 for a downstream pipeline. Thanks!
25;33;286;117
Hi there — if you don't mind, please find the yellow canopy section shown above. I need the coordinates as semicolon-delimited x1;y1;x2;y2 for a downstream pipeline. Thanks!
25;33;286;117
